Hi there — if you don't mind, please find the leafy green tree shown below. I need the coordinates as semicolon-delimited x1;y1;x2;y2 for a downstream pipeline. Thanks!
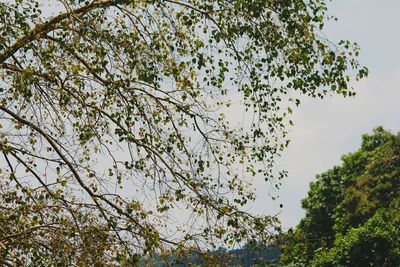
312;209;400;267
280;127;400;266
0;0;365;265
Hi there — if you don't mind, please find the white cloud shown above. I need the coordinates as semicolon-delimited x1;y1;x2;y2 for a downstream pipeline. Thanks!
244;0;400;229
261;68;400;228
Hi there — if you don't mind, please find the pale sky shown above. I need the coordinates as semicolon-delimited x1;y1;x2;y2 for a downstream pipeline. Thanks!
257;0;400;228
6;0;399;234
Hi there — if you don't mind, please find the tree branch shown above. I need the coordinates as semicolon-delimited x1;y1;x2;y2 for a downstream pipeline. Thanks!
0;0;123;64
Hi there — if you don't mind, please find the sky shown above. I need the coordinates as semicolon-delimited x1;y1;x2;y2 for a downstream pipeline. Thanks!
39;0;399;236
4;0;399;236
259;0;400;229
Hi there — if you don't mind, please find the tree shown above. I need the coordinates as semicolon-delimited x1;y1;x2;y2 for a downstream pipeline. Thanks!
279;127;400;266
0;0;366;265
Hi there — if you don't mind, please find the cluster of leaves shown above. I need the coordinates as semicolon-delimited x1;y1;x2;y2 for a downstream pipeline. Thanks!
279;127;400;266
0;0;364;264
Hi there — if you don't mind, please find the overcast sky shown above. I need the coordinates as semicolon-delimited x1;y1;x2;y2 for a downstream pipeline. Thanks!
23;0;400;232
255;0;400;229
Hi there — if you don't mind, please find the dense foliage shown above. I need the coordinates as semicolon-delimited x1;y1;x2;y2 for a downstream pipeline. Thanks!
280;127;400;266
0;0;365;264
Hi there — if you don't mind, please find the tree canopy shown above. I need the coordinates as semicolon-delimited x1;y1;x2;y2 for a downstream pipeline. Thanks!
279;127;400;266
0;0;366;265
